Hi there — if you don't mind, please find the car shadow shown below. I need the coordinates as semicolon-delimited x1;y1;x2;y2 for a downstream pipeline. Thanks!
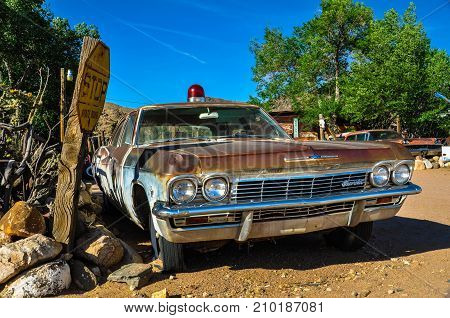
183;216;450;272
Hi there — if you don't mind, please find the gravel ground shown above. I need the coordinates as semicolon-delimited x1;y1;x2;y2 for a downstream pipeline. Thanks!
63;169;450;298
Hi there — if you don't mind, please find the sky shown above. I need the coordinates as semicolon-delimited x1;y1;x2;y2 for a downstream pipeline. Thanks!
46;0;450;108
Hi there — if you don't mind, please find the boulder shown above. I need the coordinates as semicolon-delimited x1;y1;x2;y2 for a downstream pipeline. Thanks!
415;155;423;161
423;159;433;169
0;234;62;284
445;162;450;168
414;160;426;171
70;259;97;291
431;162;440;169
74;226;124;268
438;158;445;168
119;239;143;265
0;231;12;246
0;260;71;298
0;201;46;238
107;263;153;290
432;156;440;162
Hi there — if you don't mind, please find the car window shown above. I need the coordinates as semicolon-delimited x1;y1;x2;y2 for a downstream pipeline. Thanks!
356;133;366;141
368;131;402;140
111;119;125;147
136;106;290;144
122;113;137;145
346;135;357;141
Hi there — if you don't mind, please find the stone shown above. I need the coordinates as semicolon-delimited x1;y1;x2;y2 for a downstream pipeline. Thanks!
351;291;358;297
75;226;124;268
432;156;440;162
438;158;445;168
152;288;168;298
0;234;62;284
0;260;71;298
360;290;371;297
70;259;97;291
0;201;46;238
326;287;332;292
119;239;143;265
415;155;423;161
0;231;12;246
432;162;440;169
414;160;426;171
89;266;102;277
423;159;433;169
108;263;153;290
388;289;395;294
78;189;93;208
445;162;450;168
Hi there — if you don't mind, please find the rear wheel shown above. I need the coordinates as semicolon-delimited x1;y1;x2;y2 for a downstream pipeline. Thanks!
325;221;373;251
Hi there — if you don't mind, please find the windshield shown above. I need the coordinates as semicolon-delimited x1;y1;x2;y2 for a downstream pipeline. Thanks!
136;106;290;145
368;131;402;140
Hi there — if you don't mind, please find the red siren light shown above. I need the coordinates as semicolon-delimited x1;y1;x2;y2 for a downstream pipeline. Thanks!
187;84;206;102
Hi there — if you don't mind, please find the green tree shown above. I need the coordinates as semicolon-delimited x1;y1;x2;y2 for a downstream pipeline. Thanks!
250;0;372;129
0;0;99;134
342;3;449;136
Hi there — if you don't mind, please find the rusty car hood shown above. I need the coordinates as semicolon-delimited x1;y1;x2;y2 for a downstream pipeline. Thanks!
140;138;413;176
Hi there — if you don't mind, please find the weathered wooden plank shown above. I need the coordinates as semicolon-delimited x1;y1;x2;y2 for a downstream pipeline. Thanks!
52;37;110;249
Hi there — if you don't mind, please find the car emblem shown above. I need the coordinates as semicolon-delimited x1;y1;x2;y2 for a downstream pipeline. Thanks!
284;154;339;163
341;179;366;187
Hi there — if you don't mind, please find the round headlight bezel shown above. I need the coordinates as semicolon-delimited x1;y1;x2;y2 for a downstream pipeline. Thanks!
370;165;390;187
202;177;229;202
170;178;197;205
391;164;411;185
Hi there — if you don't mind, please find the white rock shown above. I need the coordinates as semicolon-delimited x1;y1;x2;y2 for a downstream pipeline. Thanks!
423;159;433;169
1;260;71;298
0;234;62;284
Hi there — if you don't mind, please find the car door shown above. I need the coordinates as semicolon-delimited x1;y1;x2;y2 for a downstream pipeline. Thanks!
109;112;137;211
94;118;126;199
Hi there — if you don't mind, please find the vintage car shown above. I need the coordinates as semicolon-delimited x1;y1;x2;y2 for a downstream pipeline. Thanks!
339;129;443;157
93;85;422;272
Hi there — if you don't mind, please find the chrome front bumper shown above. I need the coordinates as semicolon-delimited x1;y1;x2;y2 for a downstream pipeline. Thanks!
153;183;421;243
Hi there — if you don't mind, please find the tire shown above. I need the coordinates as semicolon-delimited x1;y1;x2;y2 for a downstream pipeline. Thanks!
158;235;185;273
325;221;373;251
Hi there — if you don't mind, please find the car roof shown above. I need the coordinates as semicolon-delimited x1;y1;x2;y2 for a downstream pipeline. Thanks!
138;101;258;110
345;129;398;136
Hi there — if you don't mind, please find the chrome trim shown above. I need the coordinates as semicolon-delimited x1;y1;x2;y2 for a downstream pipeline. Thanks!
153;183;422;219
155;204;404;243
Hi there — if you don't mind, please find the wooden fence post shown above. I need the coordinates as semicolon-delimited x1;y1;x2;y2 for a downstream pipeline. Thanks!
52;37;110;249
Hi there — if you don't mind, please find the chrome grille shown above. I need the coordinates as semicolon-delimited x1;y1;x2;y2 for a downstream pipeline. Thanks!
232;171;368;203
252;201;355;222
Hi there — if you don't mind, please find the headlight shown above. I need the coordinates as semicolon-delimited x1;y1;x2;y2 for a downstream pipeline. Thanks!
370;165;390;187
170;179;197;204
392;164;410;185
203;177;228;202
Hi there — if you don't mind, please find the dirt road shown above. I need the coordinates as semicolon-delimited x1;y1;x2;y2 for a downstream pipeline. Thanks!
64;169;450;298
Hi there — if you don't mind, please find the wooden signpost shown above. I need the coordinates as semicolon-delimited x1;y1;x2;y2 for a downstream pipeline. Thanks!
52;37;110;249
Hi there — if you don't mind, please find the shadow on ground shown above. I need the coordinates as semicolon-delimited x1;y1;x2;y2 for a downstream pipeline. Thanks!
105;213;449;273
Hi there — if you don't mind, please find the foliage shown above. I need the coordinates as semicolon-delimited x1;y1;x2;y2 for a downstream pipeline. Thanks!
250;1;450;136
342;4;450;136
251;0;372;129
0;0;99;135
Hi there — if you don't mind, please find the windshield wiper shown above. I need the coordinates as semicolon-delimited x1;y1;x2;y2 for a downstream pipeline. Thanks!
220;134;277;139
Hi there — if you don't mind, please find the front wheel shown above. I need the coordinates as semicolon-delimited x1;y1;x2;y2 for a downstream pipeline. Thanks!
325;221;373;251
158;236;185;272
